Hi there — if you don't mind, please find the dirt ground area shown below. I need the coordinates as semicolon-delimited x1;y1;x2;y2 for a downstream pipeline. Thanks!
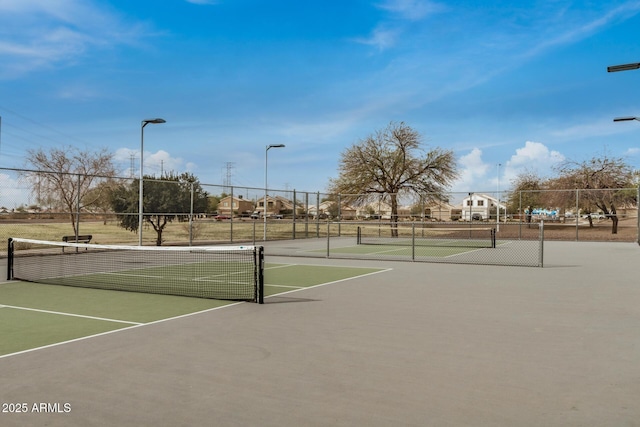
498;217;638;242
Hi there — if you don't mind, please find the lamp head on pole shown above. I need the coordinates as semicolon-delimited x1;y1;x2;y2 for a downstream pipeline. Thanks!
142;118;166;128
267;144;286;150
613;117;640;122
607;63;640;73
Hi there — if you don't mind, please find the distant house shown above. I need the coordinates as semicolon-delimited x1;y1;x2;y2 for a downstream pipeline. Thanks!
356;201;393;219
308;201;357;219
217;195;254;216
461;194;506;221
423;201;457;221
256;195;299;217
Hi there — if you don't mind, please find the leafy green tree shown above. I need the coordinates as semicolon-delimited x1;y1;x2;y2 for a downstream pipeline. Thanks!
506;171;545;220
110;172;209;245
208;195;221;213
328;122;457;235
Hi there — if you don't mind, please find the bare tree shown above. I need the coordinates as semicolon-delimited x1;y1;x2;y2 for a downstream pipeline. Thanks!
552;155;635;234
329;122;458;235
24;146;116;235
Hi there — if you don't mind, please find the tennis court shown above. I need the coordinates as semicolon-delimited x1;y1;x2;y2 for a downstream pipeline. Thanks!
1;241;639;426
0;261;385;357
267;232;542;267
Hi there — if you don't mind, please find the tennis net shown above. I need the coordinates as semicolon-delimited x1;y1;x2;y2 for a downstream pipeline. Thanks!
7;238;264;303
357;225;496;248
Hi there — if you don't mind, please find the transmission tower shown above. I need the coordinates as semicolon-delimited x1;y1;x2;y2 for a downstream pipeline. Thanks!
223;162;235;187
129;154;136;178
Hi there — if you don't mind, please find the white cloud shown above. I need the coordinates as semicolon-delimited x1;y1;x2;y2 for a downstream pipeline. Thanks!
146;150;188;176
0;172;32;208
508;141;564;167
113;148;193;177
455;147;491;190
503;141;564;185
452;141;567;194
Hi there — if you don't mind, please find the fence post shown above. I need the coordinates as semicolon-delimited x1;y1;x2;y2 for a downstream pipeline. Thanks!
315;192;320;238
539;221;544;268
338;194;342;236
518;191;522;239
304;192;318;239
326;221;330;258
411;222;415;261
292;189;296;240
637;186;640;245
75;173;81;240
189;182;194;246
229;186;234;243
575;189;579;241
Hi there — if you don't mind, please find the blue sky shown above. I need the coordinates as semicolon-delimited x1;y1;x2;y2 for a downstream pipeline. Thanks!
1;0;640;205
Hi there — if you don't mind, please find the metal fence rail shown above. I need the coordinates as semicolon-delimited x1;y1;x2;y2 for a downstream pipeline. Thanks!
0;167;636;264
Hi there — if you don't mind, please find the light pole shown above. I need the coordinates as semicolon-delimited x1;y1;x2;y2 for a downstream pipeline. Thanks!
264;144;285;241
139;118;166;246
496;163;501;232
609;60;640;245
612;116;640;245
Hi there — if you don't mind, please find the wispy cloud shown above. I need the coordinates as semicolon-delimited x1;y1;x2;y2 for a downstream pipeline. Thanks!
376;0;447;21
354;0;445;51
352;26;399;51
0;0;153;78
184;0;220;5
518;1;640;61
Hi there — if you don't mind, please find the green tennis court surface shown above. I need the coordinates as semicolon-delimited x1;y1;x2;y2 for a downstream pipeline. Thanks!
0;263;385;357
315;243;496;257
30;260;258;300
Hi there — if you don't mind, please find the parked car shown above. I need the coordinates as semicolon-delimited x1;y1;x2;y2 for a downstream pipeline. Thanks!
214;214;231;221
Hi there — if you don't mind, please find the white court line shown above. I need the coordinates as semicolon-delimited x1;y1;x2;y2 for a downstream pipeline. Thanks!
106;272;164;279
0;304;142;325
0;263;391;360
362;246;410;255
265;268;393;299
265;264;299;270
265;284;304;289
0;302;245;360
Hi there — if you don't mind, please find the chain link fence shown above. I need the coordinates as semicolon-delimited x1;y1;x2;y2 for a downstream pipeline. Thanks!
1;167;637;267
